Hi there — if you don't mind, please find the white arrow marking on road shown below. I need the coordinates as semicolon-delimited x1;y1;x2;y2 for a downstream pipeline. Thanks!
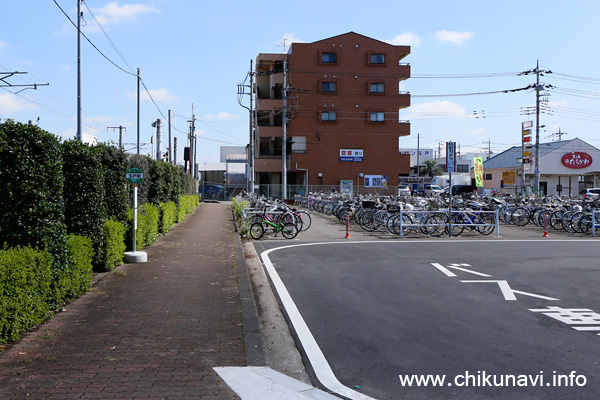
461;280;559;301
430;263;492;278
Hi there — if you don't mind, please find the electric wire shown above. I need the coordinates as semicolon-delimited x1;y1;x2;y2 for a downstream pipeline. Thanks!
51;0;136;77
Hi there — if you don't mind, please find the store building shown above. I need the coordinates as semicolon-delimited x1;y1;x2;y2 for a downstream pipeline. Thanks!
254;32;412;197
482;138;600;196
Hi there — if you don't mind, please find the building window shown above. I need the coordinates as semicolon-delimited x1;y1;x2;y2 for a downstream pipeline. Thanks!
321;82;337;93
369;112;385;122
369;83;385;93
321;52;337;63
291;136;306;153
456;164;469;173
321;111;337;122
484;173;492;180
370;53;385;64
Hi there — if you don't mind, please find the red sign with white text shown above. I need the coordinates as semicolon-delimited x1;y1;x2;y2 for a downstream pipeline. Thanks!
561;152;592;169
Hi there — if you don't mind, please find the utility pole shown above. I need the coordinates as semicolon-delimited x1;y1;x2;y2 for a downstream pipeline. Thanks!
168;110;173;164
535;60;541;196
76;0;82;141
237;61;255;193
188;106;196;177
137;68;140;154
282;60;288;200
174;137;178;165
152;119;162;160
107;126;125;150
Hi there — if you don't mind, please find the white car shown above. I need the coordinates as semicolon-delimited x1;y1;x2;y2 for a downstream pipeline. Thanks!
397;184;411;196
424;184;444;196
580;188;600;198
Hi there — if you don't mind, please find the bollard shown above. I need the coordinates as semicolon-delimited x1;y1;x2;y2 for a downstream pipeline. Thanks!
543;214;549;237
345;215;350;239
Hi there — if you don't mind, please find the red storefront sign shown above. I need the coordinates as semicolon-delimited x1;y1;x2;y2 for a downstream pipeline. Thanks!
561;152;592;169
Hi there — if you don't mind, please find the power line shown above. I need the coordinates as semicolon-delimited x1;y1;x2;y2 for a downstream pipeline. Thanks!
51;0;136;77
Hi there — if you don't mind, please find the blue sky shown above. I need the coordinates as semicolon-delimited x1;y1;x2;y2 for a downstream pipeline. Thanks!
2;0;600;166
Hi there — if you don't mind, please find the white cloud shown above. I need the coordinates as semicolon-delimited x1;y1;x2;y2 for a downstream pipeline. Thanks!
401;100;474;120
278;33;305;49
387;32;420;46
90;1;158;25
0;93;36;113
0;40;8;48
82;131;98;145
435;30;475;44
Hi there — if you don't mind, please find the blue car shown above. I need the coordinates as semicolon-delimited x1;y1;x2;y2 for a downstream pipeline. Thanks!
199;184;226;200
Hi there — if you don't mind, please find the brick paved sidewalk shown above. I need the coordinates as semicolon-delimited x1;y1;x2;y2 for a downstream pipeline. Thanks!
0;203;246;399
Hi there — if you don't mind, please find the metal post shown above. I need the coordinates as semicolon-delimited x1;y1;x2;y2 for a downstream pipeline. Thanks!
76;0;82;142
133;185;138;252
174;137;178;165
137;68;140;154
282;60;288;200
535;60;541;196
168;110;172;164
249;60;254;193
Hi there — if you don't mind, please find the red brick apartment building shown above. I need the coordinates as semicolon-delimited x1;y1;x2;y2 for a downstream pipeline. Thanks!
253;32;411;196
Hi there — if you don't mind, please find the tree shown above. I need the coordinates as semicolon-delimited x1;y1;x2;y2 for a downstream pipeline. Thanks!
420;159;443;178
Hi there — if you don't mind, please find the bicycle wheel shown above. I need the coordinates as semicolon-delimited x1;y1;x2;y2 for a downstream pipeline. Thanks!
578;214;593;234
372;211;390;232
249;222;265;240
281;222;299;239
296;210;312;231
549;210;564;230
561;211;575;233
448;214;465;236
476;212;496;235
359;209;377;232
424;214;446;237
511;207;530;226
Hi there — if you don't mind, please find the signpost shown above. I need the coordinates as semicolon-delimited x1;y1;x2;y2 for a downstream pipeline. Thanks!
124;168;147;263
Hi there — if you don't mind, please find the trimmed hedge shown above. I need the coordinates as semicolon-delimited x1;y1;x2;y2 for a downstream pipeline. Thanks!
61;139;106;271
160;202;177;234
62;235;94;299
0;247;53;344
0;120;67;262
99;220;125;271
177;195;199;222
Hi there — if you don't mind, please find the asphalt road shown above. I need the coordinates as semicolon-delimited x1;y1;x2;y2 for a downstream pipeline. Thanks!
252;212;600;400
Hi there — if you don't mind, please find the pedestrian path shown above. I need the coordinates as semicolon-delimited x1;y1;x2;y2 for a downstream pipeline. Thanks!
0;203;245;399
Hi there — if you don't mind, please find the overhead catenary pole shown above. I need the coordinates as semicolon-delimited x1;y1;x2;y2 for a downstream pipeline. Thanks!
282;60;288;200
137;68;140;154
76;0;82;141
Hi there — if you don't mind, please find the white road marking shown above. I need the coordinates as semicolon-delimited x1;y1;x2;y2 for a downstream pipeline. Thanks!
430;263;492;277
462;280;559;301
261;247;377;400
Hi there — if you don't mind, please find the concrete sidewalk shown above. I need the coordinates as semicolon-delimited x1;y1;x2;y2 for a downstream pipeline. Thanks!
0;203;249;399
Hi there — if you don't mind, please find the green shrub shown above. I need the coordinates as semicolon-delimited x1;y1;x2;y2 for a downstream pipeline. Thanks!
141;203;160;246
95;143;128;223
98;220;125;271
159;202;177;234
61;140;106;270
62;235;93;298
232;197;248;235
0;247;53;344
0;120;67;262
177;195;199;222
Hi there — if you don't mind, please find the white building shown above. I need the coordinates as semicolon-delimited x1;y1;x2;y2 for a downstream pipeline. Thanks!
482;138;600;196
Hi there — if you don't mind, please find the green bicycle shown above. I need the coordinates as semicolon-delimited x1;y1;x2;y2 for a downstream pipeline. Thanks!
249;212;299;240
